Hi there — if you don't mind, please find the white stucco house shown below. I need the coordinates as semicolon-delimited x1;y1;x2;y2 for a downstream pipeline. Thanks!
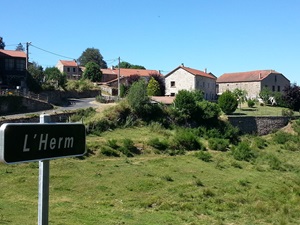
164;64;217;100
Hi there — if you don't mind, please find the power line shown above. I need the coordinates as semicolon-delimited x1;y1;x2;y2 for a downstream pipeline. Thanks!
30;44;75;60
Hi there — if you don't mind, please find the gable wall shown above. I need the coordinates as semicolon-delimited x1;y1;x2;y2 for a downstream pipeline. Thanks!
261;73;290;93
165;68;195;96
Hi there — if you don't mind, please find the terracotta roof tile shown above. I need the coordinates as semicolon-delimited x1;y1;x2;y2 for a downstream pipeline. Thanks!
101;68;161;77
217;70;282;83
59;60;78;67
0;49;26;58
165;65;216;80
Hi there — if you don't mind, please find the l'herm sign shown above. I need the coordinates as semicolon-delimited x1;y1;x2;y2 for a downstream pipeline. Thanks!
0;123;86;164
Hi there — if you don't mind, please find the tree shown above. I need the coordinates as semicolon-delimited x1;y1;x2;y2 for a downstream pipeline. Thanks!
259;87;272;104
82;61;102;82
28;61;44;83
0;36;5;49
218;90;238;114
233;88;247;109
282;83;300;111
147;77;161;96
150;73;165;96
15;43;24;51
127;79;149;116
78;48;107;68
174;90;198;116
44;67;67;88
116;61;146;69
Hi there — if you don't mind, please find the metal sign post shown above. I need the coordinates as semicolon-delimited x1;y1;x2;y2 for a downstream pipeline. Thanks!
38;114;50;225
0;114;86;225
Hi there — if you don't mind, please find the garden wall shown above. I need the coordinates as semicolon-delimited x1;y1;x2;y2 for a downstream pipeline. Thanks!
227;116;295;135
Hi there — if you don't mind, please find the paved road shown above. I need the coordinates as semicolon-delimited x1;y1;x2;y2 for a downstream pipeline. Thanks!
2;98;99;119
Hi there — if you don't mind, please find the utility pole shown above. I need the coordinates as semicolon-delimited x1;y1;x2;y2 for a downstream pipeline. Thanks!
26;42;31;70
118;57;120;97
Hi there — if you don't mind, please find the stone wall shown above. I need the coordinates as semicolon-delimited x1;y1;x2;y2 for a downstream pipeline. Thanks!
227;116;294;135
0;112;76;126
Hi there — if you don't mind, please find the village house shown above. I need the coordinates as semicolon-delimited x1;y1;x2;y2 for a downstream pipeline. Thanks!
164;64;217;101
0;49;27;88
56;60;82;79
216;70;290;99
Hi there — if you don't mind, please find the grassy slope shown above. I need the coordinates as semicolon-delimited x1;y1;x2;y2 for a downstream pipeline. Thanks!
1;126;300;225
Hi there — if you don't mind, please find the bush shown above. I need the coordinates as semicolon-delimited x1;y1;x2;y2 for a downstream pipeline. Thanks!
218;90;238;114
247;99;255;108
208;138;230;151
195;151;212;162
281;108;294;116
106;139;119;149
252;137;267;149
69;107;96;122
231;141;257;162
272;131;294;144
101;146;120;157
171;129;205;151
147;138;169;151
119;138;140;157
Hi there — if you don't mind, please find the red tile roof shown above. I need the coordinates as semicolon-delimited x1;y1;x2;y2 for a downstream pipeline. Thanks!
101;68;161;77
59;60;78;67
0;49;26;58
217;70;283;83
150;96;175;105
165;65;216;80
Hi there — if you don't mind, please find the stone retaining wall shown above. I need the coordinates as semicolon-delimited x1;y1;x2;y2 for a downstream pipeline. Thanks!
227;116;295;135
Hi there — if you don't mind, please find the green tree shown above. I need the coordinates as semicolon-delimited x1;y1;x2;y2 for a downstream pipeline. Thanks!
218;90;238;114
15;43;24;51
259;87;272;104
44;67;67;88
78;48;107;68
282;83;300;111
150;74;165;96
116;61;146;69
174;90;197;116
233;88;247;109
127;80;149;115
147;77;161;96
0;36;5;49
28;61;44;83
83;62;102;82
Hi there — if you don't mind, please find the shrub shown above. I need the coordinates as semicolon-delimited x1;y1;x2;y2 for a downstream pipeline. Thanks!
101;146;120;157
247;99;255;108
231;141;257;162
196;101;221;121
171;129;204;151
272;131;294;144
119;138;140;157
95;95;107;103
281;108;294;116
147;138;169;151
208;138;230;151
195;151;212;162
106;139;119;149
218;90;238;114
252;137;267;149
127;79;149;116
69;107;96;122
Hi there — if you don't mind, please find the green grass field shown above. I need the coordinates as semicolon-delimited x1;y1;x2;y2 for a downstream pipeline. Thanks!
1;125;300;225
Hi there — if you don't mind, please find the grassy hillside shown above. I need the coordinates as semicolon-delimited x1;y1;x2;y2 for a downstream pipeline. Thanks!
1;124;300;225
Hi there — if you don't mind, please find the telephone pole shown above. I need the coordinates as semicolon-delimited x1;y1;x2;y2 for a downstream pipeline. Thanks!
118;57;120;97
26;42;31;70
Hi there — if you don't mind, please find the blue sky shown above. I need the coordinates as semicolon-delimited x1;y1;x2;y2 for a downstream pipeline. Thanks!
2;0;300;83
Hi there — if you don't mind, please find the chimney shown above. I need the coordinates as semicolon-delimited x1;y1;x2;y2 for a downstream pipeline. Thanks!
181;63;184;67
204;68;207;73
111;65;115;70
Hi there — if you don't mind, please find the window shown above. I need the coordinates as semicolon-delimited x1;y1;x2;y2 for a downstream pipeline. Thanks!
5;59;14;70
272;86;275;92
277;86;280;92
67;67;70;72
73;67;76;73
16;59;25;71
170;81;175;87
170;93;175;96
265;85;268;88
